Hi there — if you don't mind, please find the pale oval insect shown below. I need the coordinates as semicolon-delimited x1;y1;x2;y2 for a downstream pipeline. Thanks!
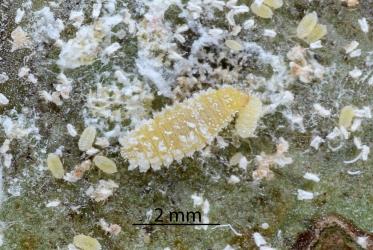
78;126;97;151
120;87;261;172
235;95;263;138
73;234;101;250
250;2;273;19
304;24;327;44
47;153;64;179
225;40;243;51
93;155;117;174
263;0;283;9
339;105;355;128
296;12;318;39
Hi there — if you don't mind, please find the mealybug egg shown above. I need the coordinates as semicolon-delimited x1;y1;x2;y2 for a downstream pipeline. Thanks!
73;234;101;250
93;155;117;174
251;2;273;19
47;153;64;179
297;12;318;39
339;105;355;128
78;126;97;151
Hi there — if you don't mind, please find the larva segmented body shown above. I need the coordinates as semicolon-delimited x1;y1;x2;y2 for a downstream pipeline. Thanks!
120;87;255;172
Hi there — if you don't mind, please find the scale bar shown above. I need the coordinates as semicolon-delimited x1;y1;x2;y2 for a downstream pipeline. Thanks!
133;223;220;226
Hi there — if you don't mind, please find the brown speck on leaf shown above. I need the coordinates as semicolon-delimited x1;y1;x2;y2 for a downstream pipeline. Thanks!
293;214;373;250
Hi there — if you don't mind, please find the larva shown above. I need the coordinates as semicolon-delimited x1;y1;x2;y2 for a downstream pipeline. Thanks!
120;87;262;172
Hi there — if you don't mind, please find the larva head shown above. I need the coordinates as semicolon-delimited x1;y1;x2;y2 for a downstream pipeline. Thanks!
216;86;250;111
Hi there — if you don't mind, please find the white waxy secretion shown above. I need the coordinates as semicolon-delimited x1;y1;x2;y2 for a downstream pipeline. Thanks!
344;40;359;54
66;123;78;137
15;9;25;24
358;17;369;33
78;126;97;151
0;93;9;105
263;29;277;38
349;67;362;79
227;175;240;184
297;189;314;200
303;172;320;182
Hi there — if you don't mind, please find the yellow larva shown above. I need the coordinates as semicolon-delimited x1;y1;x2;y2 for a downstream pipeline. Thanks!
339;105;355;128
120;87;261;172
78;126;97;151
73;234;101;250
47;153;64;179
235;96;263;138
93;155;117;174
